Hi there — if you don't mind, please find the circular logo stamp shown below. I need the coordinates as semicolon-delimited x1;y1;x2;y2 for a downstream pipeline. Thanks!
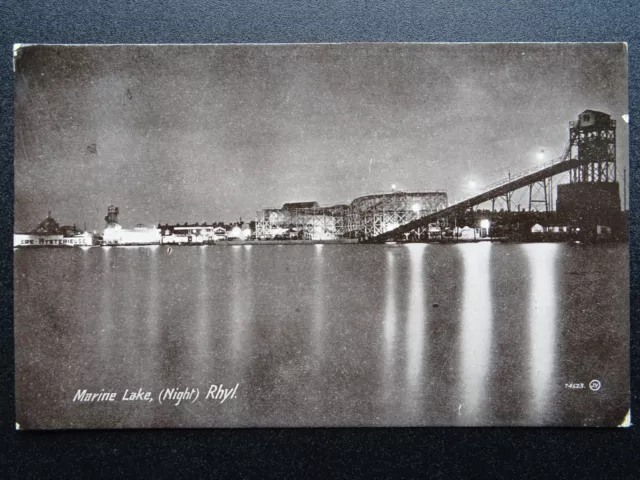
589;380;601;391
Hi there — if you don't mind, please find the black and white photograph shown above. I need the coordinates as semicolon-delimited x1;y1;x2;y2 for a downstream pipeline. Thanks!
13;42;629;429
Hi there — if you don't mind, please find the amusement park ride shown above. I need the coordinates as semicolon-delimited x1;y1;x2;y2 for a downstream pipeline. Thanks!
256;110;625;242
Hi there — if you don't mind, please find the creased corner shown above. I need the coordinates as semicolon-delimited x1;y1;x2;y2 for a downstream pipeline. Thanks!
617;409;632;428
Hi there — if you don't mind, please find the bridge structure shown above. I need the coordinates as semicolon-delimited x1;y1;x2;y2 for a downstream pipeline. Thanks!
373;110;622;242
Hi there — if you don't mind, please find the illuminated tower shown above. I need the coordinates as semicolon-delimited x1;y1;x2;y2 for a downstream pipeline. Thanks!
557;110;621;224
104;205;120;226
569;110;617;183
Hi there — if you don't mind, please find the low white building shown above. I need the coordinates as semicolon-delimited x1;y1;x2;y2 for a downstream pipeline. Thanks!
14;213;93;247
454;226;478;240
100;206;161;245
227;226;253;240
103;224;161;245
14;231;93;247
159;224;229;244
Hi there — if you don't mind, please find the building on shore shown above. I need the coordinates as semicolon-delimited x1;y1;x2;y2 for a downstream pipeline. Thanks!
159;223;226;244
159;222;253;244
13;212;93;247
102;205;161;245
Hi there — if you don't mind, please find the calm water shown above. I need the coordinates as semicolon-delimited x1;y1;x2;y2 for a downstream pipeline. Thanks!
14;243;629;428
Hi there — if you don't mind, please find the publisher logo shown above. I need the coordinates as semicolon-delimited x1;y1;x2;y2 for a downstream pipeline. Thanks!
589;380;601;391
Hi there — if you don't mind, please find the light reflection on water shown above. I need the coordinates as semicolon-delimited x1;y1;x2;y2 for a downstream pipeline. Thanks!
383;249;397;402
404;244;427;410
98;246;114;365
141;247;160;384
196;245;210;367
313;244;326;358
458;243;493;422
231;246;251;362
13;243;629;428
525;243;558;421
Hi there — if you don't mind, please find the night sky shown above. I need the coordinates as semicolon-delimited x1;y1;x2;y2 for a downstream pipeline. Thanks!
14;43;628;231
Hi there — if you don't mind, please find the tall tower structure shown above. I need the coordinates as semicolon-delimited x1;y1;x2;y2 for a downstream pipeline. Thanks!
557;110;621;225
104;205;120;226
569;110;617;183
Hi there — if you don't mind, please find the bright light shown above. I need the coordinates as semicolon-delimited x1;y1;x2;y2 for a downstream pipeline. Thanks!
229;226;242;239
391;184;397;191
536;150;545;161
480;219;490;229
412;203;421;213
468;180;477;189
622;114;629;124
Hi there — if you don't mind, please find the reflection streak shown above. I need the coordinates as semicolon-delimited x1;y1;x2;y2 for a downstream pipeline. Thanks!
459;243;493;422
383;249;397;401
231;247;246;361
405;244;426;407
313;244;326;358
98;247;114;363
146;247;160;377
195;246;210;369
524;244;558;420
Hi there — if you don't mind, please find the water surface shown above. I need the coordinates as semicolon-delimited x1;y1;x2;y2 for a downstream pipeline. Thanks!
14;243;629;428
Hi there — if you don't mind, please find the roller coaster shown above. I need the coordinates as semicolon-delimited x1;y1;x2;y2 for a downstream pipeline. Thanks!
255;191;448;240
256;110;623;242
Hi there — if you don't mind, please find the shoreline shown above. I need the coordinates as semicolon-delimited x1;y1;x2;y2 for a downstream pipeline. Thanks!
13;237;628;249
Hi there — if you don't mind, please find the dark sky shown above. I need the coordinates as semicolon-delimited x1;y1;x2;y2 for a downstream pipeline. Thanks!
14;43;628;231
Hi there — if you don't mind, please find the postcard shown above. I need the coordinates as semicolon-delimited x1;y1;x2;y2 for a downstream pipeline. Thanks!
13;43;629;428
